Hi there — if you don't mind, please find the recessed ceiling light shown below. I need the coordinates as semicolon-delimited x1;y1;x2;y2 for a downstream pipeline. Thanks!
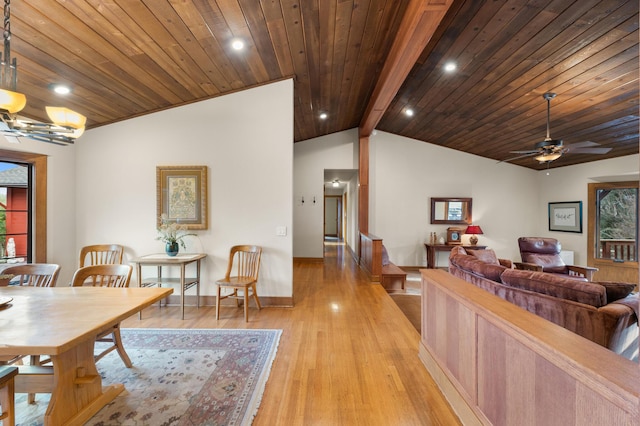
319;112;328;120
404;108;414;117
50;84;71;95
444;62;457;72
231;38;245;50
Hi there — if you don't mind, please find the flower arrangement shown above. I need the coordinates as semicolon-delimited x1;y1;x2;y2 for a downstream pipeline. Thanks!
156;214;195;249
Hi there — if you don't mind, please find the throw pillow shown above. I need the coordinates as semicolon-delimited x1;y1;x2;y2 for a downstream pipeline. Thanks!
597;281;636;303
469;249;499;265
381;245;390;266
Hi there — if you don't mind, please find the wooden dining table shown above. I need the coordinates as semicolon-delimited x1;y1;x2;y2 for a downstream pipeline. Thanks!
0;285;172;425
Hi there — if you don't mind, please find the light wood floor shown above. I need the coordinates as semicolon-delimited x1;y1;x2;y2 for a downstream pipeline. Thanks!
122;243;461;425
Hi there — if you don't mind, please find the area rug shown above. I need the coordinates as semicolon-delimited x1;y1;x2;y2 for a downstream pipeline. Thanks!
15;328;282;426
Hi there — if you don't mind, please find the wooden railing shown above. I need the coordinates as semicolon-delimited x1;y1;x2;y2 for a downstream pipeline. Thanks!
419;269;640;425
358;232;382;282
599;239;636;261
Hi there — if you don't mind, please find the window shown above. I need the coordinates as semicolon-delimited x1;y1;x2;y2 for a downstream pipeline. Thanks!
0;162;31;262
0;149;47;263
588;181;639;282
595;186;637;261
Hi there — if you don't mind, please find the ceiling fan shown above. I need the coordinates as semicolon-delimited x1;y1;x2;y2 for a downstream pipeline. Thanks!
501;92;612;164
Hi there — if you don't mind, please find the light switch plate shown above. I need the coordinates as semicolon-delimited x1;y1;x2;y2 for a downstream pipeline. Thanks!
276;226;287;236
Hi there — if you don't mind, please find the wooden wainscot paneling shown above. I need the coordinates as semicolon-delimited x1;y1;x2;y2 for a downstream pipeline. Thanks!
419;269;640;426
359;232;382;282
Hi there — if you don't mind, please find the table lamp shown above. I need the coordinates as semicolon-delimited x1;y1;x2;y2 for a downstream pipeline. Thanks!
465;225;484;245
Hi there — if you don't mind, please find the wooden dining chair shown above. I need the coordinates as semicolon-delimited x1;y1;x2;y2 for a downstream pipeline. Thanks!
79;244;124;267
71;264;133;367
1;263;60;287
215;245;262;322
0;263;60;402
0;366;18;426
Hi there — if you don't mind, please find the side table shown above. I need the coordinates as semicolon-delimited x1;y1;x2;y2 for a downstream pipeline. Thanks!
424;244;486;269
131;253;207;319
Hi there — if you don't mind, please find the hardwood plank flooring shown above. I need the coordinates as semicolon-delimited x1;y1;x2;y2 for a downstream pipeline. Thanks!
122;242;460;425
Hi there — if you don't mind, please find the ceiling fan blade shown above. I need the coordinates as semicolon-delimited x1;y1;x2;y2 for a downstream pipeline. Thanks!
509;150;539;154
564;141;599;149
566;147;612;154
497;152;538;163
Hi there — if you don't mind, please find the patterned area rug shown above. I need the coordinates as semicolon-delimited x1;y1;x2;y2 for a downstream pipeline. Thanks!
15;328;282;426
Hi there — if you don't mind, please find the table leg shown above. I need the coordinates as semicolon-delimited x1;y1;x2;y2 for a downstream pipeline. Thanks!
180;264;186;320
137;263;143;319
44;339;124;426
426;246;435;269
196;260;201;309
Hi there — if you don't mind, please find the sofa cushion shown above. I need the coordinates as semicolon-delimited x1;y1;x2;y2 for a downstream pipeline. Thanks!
597;281;636;303
450;254;506;282
469;248;499;265
500;269;606;307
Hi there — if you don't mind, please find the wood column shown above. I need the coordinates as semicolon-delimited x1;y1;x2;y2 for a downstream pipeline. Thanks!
358;133;369;234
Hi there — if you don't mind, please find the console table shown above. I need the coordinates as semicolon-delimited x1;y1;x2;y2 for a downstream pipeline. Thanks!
424;244;486;269
131;253;207;319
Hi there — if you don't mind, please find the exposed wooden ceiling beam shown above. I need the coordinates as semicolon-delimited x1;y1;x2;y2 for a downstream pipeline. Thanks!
359;0;455;136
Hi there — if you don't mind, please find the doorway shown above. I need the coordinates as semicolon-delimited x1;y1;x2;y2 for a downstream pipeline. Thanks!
324;195;342;240
323;169;356;253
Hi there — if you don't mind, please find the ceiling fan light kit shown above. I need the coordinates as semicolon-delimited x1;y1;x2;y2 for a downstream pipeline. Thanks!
0;0;86;145
501;92;612;165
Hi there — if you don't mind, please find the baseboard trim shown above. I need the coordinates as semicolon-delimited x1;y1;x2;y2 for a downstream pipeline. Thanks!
293;257;324;263
162;294;294;308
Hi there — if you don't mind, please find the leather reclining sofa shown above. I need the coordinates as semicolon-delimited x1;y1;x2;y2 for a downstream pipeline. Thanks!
448;246;639;361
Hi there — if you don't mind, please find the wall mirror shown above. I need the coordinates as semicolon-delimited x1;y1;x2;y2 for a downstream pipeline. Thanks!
430;197;472;225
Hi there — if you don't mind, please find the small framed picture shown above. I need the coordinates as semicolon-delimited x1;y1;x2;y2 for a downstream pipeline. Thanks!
157;166;208;230
548;201;582;233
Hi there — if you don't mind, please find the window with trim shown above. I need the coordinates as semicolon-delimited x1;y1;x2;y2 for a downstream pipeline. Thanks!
0;161;32;263
0;149;46;263
592;182;638;262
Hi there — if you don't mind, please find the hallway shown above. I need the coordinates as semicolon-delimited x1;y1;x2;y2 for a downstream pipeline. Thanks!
124;243;460;425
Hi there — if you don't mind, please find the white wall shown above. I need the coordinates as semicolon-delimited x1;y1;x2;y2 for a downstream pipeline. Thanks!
535;155;639;265
293;129;358;258
370;131;539;266
74;80;294;297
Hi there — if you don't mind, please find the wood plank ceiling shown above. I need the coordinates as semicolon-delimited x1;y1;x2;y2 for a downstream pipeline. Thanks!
5;0;638;170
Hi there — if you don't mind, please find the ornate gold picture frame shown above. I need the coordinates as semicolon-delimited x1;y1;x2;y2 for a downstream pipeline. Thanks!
157;165;208;230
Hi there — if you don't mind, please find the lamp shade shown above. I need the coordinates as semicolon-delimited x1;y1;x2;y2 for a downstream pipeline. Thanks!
45;106;87;129
534;152;561;163
0;88;26;114
465;225;483;235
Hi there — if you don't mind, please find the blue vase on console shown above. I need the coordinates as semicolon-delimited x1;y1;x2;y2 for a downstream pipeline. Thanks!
166;242;179;257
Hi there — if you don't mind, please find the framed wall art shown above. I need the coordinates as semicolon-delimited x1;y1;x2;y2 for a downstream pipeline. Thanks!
548;201;582;233
157;165;208;230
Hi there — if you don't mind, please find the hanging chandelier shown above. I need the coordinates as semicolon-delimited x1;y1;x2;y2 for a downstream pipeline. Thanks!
0;0;86;145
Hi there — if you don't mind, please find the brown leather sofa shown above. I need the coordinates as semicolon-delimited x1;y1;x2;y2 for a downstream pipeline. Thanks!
448;246;638;361
516;237;598;280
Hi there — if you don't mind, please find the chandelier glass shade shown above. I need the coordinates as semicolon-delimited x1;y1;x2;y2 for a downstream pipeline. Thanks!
0;0;86;145
0;88;25;113
534;152;562;163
